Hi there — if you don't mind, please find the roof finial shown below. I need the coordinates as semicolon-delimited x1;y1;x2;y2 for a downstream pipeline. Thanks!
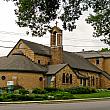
55;21;58;27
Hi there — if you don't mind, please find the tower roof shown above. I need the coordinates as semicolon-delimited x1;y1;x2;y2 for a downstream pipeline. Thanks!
49;26;62;33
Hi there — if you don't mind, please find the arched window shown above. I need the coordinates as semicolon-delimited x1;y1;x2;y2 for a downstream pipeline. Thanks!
93;76;95;86
88;77;90;86
53;31;57;46
70;74;72;84
66;73;70;83
62;73;65;83
96;77;98;88
91;76;92;86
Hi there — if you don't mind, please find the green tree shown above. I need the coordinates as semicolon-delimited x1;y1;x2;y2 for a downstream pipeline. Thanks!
100;48;110;52
5;0;110;44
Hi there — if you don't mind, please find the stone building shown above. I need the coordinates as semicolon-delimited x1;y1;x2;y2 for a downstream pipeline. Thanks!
0;26;110;90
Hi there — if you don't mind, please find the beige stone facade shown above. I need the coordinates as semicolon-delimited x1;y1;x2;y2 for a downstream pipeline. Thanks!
52;65;79;89
34;54;50;65
78;71;100;88
87;57;110;75
88;58;104;70
9;40;35;61
0;72;44;90
0;26;110;90
50;27;63;64
46;65;101;89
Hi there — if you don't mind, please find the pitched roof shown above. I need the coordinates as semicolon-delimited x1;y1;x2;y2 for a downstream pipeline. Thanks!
0;54;47;73
74;70;89;79
76;51;110;58
101;71;110;80
46;64;67;75
21;39;51;56
63;51;102;73
11;39;102;73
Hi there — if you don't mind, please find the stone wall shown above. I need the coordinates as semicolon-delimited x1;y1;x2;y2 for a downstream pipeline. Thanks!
0;72;44;90
55;65;79;89
100;74;110;89
79;71;100;88
9;40;51;65
9;40;35;61
103;58;110;75
51;47;63;64
34;54;50;65
87;58;104;70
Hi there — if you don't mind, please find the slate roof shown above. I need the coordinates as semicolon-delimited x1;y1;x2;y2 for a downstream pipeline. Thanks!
21;39;51;56
46;64;89;79
0;54;47;73
76;51;110;58
74;70;89;79
7;39;102;73
18;39;102;73
46;64;67;75
63;51;102;73
102;71;110;79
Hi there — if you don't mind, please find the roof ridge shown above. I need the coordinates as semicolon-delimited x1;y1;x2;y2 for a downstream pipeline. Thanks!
21;39;50;48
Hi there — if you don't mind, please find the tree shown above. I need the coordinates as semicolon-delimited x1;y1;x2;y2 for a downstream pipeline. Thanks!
5;0;110;44
100;48;110;52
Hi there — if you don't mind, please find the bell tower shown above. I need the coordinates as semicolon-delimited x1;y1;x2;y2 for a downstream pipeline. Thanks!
49;25;63;64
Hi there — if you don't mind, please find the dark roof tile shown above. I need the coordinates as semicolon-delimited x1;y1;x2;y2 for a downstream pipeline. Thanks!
10;39;102;73
21;39;51;56
0;54;47;73
63;51;101;73
46;64;67;75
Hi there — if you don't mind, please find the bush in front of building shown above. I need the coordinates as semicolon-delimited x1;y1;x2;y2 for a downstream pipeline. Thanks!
44;87;64;93
19;89;29;95
13;85;24;90
0;93;48;101
32;88;46;94
44;87;59;93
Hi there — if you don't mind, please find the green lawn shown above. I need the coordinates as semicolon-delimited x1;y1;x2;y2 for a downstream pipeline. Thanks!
1;87;110;101
73;91;110;99
45;90;110;100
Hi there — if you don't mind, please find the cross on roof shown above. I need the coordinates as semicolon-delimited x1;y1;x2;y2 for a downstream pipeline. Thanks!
55;21;58;27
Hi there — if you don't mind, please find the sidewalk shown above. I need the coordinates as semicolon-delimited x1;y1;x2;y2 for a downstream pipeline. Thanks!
0;97;110;104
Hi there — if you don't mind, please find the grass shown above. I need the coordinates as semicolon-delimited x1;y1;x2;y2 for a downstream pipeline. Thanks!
1;87;110;101
45;90;110;100
73;91;110;99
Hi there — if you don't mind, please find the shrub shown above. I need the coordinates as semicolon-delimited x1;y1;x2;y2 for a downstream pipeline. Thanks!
32;88;46;94
13;85;24;90
2;94;48;101
44;87;61;93
19;89;29;95
33;94;48;100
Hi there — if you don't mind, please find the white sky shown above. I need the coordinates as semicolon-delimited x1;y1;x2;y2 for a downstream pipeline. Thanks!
0;1;109;56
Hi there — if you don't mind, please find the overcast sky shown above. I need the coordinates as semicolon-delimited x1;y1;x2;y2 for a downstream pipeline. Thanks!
0;1;109;56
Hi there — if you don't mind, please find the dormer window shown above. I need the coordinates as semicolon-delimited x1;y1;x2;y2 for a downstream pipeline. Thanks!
96;58;99;65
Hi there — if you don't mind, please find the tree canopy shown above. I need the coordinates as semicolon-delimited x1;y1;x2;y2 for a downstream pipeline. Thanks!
100;48;110;52
5;0;110;44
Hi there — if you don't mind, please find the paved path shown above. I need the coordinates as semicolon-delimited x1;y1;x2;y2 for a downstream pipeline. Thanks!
0;100;110;110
